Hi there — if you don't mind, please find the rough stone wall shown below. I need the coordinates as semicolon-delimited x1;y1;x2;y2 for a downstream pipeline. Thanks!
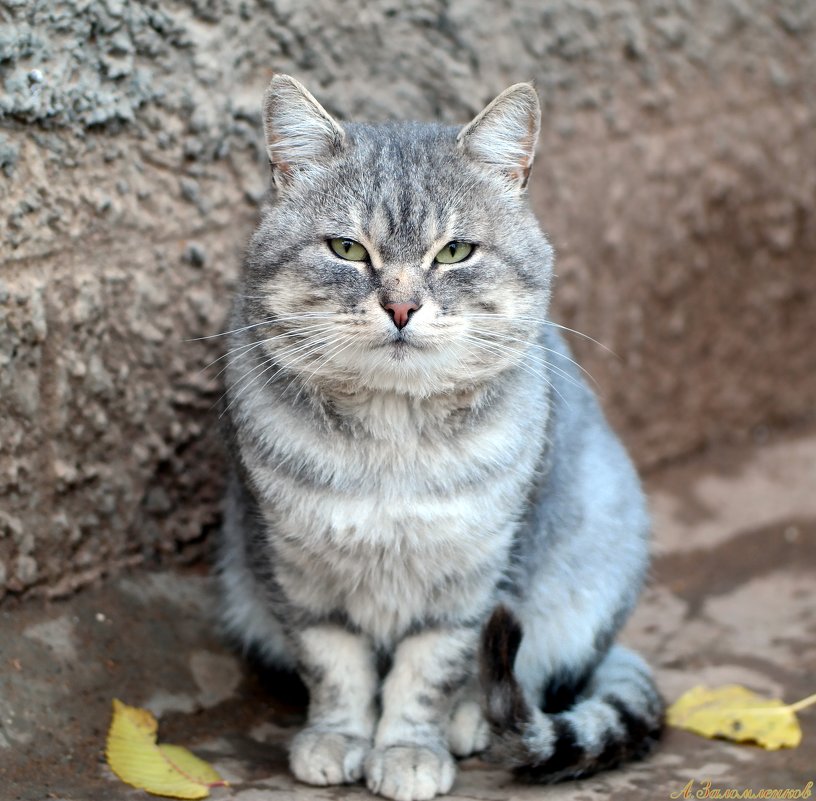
1;0;814;600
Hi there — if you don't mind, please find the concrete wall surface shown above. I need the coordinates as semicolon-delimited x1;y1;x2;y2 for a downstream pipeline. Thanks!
1;0;814;599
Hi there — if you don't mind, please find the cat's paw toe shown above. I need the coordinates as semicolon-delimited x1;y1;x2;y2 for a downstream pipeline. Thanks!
447;699;490;757
289;728;369;786
365;744;456;801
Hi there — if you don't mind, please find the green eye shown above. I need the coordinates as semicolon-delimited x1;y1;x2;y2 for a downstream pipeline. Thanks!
329;238;368;262
435;241;474;265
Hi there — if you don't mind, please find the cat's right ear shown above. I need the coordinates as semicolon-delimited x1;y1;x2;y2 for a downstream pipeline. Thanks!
262;74;346;189
457;83;540;191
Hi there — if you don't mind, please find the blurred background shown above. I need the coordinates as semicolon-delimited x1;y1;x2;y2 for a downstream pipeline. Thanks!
1;0;814;598
0;1;814;798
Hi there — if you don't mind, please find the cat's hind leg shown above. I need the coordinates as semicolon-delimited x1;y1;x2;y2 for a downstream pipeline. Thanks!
217;470;295;670
446;682;491;758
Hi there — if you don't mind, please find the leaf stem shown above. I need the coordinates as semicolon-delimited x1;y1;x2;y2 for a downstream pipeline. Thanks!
788;692;816;713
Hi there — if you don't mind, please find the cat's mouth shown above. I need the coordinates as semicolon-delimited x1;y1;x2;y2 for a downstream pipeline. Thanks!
375;337;424;360
383;333;428;352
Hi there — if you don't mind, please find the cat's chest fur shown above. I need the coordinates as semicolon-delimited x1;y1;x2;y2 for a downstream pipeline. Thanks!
237;384;547;643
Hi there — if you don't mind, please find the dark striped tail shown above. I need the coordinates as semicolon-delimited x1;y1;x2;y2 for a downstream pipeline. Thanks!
480;606;664;783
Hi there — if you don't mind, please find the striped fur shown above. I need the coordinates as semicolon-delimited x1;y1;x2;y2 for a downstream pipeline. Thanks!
482;607;664;783
217;75;663;800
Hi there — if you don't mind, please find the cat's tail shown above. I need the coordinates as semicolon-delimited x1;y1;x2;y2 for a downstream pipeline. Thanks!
480;606;664;782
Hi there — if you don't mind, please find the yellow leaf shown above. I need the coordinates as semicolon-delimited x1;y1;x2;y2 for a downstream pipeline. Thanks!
105;699;227;799
667;685;816;750
158;745;226;787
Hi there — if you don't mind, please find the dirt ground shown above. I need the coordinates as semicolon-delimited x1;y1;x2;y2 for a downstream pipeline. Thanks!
1;426;814;801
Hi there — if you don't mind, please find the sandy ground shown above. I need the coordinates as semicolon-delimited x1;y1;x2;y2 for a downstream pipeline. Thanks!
1;428;814;801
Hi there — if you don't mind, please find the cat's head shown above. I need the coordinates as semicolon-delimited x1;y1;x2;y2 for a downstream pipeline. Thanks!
238;74;553;397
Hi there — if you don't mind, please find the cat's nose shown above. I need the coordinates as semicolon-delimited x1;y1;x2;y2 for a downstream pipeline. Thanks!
382;301;421;330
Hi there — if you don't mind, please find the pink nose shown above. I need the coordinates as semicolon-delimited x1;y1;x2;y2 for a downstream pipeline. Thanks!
383;301;420;330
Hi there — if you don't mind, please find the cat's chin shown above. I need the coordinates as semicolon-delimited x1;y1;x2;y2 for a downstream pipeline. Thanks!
342;358;486;398
352;374;462;397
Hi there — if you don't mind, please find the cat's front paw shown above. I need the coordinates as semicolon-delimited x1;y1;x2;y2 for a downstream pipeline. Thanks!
365;744;456;801
289;728;370;786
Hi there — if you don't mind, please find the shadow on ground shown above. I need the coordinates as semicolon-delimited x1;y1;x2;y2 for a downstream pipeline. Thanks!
1;430;814;800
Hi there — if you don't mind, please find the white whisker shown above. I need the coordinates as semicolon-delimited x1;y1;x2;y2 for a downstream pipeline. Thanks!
217;332;337;416
467;313;617;357
279;332;359;402
460;333;569;408
466;328;593;391
187;312;339;342
200;323;337;374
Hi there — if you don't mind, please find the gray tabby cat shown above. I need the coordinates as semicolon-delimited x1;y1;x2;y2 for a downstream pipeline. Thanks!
218;74;663;801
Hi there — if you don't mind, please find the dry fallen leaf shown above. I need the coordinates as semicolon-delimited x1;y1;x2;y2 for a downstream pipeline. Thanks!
667;685;816;750
105;699;227;799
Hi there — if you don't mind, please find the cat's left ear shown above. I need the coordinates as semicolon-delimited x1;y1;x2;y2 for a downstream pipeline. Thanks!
263;74;346;188
457;83;540;191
